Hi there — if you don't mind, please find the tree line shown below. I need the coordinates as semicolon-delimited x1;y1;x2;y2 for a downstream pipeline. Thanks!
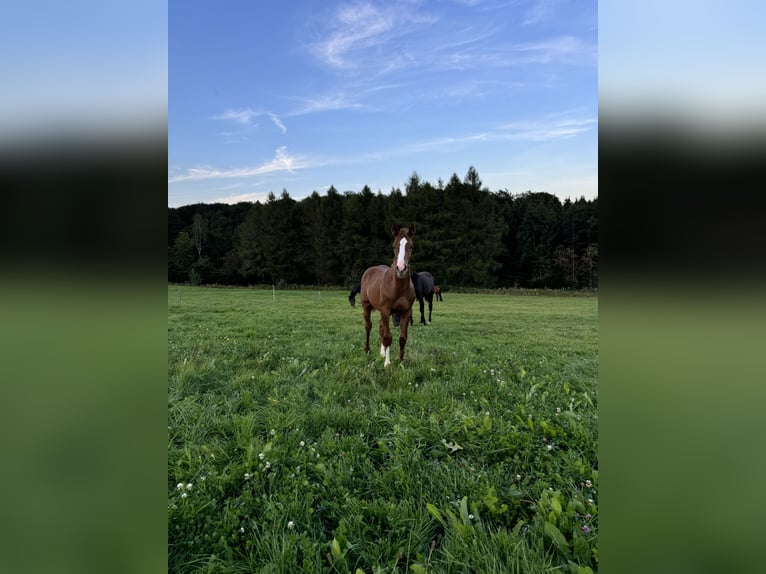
168;167;597;290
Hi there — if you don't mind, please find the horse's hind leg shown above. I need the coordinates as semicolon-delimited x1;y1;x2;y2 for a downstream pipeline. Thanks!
363;304;372;354
419;297;426;325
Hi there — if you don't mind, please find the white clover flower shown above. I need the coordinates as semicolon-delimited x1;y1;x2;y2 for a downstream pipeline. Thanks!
258;452;265;460
485;411;490;416
287;521;295;529
546;444;553;451
588;498;594;505
556;407;561;413
515;474;522;480
181;492;188;499
239;527;245;533
265;462;271;469
270;429;276;436
244;473;252;480
299;441;305;447
200;476;206;481
585;480;592;488
185;483;193;491
468;514;474;520
176;482;184;490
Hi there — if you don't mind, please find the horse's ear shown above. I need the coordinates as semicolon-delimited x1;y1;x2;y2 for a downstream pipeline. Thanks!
408;223;415;237
391;224;400;237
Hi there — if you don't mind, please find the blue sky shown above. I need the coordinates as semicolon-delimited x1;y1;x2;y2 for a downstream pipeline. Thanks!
168;0;597;207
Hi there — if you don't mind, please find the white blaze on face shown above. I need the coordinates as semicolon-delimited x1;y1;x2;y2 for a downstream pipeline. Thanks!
396;237;407;271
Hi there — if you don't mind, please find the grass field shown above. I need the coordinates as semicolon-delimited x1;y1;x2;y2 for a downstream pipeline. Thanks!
168;286;598;573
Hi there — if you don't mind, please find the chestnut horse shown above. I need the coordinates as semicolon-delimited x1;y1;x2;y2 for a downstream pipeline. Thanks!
359;224;416;367
352;271;436;326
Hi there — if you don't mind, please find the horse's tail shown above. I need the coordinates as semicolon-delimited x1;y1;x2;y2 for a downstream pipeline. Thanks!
348;282;361;307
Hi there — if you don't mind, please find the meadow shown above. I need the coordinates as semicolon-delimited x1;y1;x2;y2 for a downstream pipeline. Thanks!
168;286;598;573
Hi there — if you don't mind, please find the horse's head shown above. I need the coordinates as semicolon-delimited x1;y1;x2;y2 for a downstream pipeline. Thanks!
391;223;415;279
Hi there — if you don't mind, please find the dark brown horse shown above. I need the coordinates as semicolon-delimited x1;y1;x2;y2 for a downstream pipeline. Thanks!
360;224;416;367
392;271;435;326
434;285;443;301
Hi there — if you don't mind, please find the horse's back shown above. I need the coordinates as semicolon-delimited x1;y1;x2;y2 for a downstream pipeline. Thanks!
361;265;389;284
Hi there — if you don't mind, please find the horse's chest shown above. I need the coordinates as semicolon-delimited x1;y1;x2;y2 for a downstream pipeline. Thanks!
392;294;415;312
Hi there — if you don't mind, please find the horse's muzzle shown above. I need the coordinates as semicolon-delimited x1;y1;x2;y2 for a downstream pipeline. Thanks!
395;266;409;279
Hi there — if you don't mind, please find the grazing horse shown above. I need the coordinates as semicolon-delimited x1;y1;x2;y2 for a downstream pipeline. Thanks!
348;282;361;307
359;224;416;367
433;286;443;301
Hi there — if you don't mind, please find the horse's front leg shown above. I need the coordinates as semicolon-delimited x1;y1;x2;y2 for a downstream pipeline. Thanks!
427;295;433;323
398;307;413;362
378;311;393;367
419;297;426;325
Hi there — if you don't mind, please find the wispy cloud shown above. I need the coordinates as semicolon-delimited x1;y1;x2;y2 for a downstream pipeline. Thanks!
267;112;287;133
307;1;438;73
168;146;307;183
512;36;596;64
287;93;366;116
213;108;259;125
522;0;557;26
399;114;596;154
497;116;597;140
213;108;287;134
319;2;395;68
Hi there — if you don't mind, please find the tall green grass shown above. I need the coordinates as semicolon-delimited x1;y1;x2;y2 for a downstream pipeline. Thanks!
168;286;598;573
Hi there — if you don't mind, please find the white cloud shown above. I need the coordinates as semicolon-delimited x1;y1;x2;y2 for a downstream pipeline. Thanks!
307;1;438;73
268;112;287;133
168;147;307;183
287;93;365;116
498;116;597;141
512;36;596;64
317;2;396;68
522;0;557;26
213;108;259;124
212;191;274;205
